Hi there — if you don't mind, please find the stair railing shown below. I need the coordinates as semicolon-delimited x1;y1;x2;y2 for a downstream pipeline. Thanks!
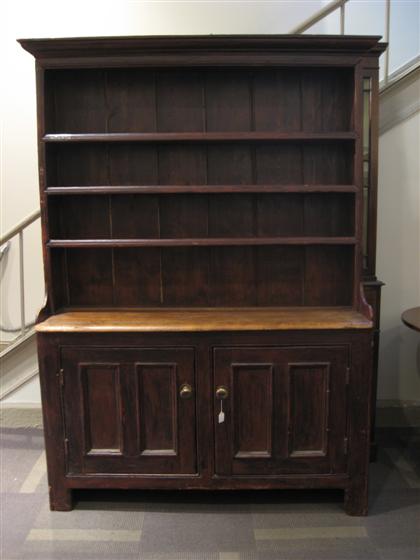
290;0;396;87
0;208;41;340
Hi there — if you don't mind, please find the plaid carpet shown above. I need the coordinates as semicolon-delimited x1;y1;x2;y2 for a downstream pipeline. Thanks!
1;422;419;560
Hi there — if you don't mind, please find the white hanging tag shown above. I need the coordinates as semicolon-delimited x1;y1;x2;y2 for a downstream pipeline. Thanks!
218;399;225;424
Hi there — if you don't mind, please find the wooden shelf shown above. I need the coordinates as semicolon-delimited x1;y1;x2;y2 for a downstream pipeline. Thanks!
42;131;357;143
46;185;359;195
36;307;373;333
47;237;357;248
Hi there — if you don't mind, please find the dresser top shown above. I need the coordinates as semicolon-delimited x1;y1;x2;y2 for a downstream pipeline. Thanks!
36;308;373;333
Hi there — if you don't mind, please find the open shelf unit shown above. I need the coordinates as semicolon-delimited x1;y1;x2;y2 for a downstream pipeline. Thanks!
40;64;362;312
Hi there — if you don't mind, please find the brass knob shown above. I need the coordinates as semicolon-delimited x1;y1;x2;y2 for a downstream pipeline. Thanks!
179;383;193;399
216;385;229;400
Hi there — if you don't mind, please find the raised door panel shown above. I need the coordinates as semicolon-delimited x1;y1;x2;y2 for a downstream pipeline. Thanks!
61;347;196;475
80;363;123;455
214;346;348;476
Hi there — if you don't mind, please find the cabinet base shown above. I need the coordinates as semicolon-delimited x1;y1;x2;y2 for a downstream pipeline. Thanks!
47;482;369;515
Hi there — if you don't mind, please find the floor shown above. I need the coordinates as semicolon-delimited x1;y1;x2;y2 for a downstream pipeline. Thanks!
1;425;419;560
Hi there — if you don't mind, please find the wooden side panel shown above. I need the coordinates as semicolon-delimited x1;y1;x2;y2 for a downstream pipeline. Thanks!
137;363;178;455
80;364;122;454
288;363;329;457
232;364;273;458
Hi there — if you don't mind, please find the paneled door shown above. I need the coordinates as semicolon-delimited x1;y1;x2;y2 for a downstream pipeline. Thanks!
214;346;349;476
60;347;196;475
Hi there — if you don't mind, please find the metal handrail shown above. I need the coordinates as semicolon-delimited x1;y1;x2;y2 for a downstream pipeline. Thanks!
290;0;397;86
289;0;349;34
0;208;40;246
1;208;41;338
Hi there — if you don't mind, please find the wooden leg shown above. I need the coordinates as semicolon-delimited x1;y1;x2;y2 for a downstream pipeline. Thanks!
344;485;368;516
49;485;73;511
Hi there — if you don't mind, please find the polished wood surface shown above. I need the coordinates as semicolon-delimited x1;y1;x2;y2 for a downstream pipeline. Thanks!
401;307;420;332
36;307;373;333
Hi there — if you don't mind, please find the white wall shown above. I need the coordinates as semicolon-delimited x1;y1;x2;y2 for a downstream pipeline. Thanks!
377;109;420;402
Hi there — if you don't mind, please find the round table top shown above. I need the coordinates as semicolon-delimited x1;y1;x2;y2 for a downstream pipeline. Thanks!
401;307;420;332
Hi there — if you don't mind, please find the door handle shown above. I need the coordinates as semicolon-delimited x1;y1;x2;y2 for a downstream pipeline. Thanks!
215;385;229;400
179;383;193;400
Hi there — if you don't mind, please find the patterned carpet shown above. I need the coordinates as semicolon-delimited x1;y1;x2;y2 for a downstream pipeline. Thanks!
1;423;419;560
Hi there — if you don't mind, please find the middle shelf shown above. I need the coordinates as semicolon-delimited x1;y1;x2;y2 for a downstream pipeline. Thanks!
47;237;357;248
46;184;359;195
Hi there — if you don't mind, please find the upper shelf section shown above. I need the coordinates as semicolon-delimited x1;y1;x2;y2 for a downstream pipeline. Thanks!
42;67;355;135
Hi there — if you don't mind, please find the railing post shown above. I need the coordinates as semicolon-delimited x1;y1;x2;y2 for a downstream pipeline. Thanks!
19;231;25;336
340;3;345;34
384;0;391;84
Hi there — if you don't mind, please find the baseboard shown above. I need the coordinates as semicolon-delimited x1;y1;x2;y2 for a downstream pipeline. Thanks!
0;404;43;428
376;400;420;428
1;401;419;430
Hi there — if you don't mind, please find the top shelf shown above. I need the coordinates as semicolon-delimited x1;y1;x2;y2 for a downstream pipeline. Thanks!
42;132;358;143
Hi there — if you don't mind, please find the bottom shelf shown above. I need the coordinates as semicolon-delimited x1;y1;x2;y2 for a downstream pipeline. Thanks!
36;307;372;332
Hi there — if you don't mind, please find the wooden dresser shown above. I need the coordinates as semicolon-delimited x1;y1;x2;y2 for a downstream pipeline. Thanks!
19;35;385;514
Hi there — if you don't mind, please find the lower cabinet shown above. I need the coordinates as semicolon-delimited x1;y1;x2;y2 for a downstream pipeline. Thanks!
60;344;349;478
61;347;197;475
38;332;372;514
213;346;349;476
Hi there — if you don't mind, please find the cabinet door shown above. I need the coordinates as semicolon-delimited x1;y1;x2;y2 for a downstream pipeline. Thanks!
214;346;349;476
61;347;196;475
